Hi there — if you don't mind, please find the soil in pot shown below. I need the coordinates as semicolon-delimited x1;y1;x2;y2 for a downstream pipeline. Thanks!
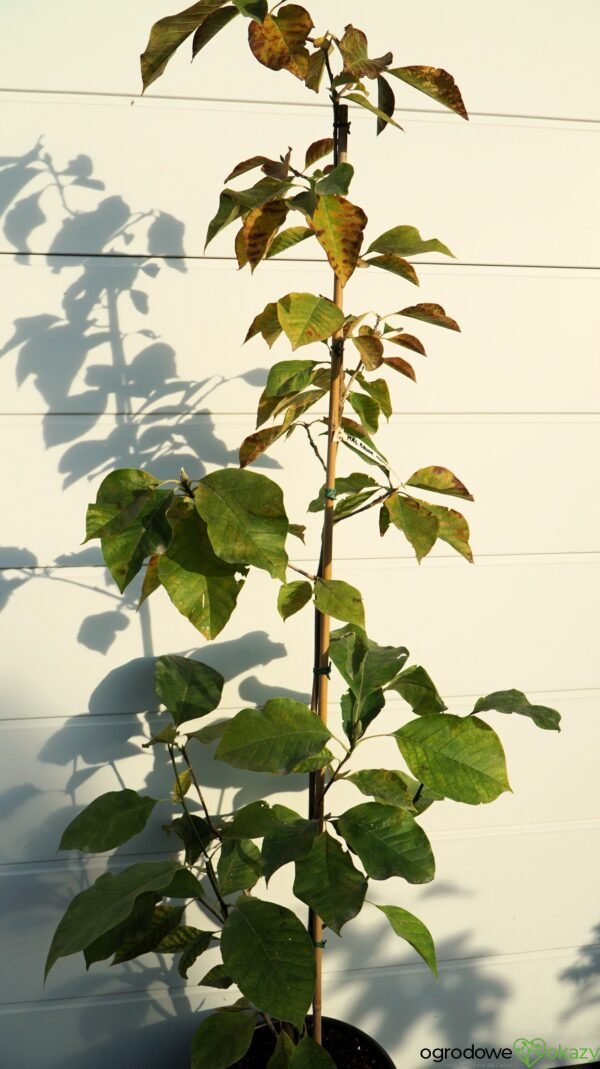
232;1016;396;1069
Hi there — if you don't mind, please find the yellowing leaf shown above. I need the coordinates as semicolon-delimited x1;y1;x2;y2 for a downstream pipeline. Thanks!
266;226;313;259
382;356;416;382
310;195;367;286
417;501;473;562
248;4;313;79
338;25;393;80
367;225;454;259
387;332;426;356
305;47;328;92
396;302;460;332
239;424;288;467
245;301;282;347
365;254;420;285
352;334;384;370
305;138;334;168
406;465;474;501
276;292;344;349
172;768;193;802
241;199;288;270
346;92;403;131
389;65;468;120
385;493;438;562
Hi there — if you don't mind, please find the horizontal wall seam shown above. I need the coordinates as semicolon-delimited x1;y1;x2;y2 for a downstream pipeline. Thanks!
1;86;599;126
2;411;599;419
2;249;600;271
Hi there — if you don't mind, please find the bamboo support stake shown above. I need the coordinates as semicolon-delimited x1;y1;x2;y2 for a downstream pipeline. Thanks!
310;100;350;1046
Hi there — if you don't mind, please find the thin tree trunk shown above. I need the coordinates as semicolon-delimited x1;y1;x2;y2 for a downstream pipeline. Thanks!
309;100;350;1046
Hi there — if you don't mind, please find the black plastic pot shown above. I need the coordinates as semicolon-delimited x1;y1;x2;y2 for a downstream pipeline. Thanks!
232;1015;396;1068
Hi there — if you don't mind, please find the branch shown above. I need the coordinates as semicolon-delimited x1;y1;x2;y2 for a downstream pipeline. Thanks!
288;563;317;582
333;488;396;524
300;422;327;473
180;743;222;841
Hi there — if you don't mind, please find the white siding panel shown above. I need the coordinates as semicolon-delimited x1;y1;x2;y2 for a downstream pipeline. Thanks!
0;415;599;568
1;97;598;265
0;558;598;722
1;258;599;417
1;0;599;121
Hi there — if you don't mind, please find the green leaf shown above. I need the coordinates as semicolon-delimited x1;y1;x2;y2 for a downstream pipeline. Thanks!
266;226;314;258
158;498;246;639
163;868;206;899
338;25;392;80
394;302;460;332
472;690;561;731
406;465;473;501
83;892;158;968
388;771;444;814
388;65;468;120
358;375;392;419
314;578;365;627
277;292;345;350
85;469;172;593
385;493;439;562
221;898;315;1028
204;191;243;248
332;488;379;520
191;1009;257;1069
200;963;233;988
329;625;408;739
341;688;384;743
290;748;333;773
231;0;267;21
216;698;331;775
346;769;416;811
140;1;229;90
178;930;215;978
365;254;420;285
59;790;157;853
290;1036;337;1068
187;720;228;746
155;921;209;952
367;225;454;259
206;178;291;248
388;665;447;715
248;6;314;81
293;832;367;935
245;301;283;347
192;6;239;56
45;859;179;978
349;391;380;434
261;360;320;402
338;803;434;883
171;813;215;864
394;713;511;805
316;163;354;195
155;654;224;727
112;904;184;964
376;905;438;976
346;92;402;131
222;800;282;840
377;74;396;135
262;811;319;881
138;553;161;608
218;839;261;894
278;580;313;621
310;195;367;285
308;473;379;512
267;1031;295;1068
196;468;289;581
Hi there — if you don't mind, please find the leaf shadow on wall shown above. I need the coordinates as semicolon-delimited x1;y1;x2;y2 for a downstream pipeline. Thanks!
559;922;600;1024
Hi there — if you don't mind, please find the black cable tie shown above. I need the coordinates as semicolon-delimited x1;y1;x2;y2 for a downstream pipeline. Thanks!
313;939;327;949
313;663;332;677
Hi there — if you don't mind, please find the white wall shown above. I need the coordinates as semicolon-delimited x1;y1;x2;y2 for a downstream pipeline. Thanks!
0;3;599;1066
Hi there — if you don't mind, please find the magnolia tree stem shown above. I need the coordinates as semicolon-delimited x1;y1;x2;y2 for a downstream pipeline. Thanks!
309;99;350;1046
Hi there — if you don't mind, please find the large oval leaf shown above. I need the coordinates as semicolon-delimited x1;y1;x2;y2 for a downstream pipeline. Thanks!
196;468;289;580
394;713;511;804
367;225;454;259
293;831;367;935
338;802;434;882
406;465;473;501
314;578;365;627
221;898;315;1027
158;498;245;639
59;790;158;853
191;1009;257;1069
472;689;561;731
215;698;331;774
376;904;438;975
310;195;367;286
277;292;345;349
388;65;468;120
45;860;179;978
140;1;230;90
385;493;439;562
155;654;224;726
